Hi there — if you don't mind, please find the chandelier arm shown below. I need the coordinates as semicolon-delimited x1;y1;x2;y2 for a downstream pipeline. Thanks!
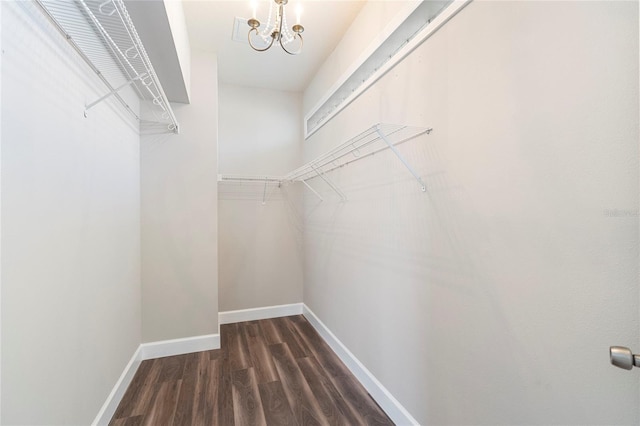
280;33;303;55
246;0;303;54
277;3;301;56
248;27;276;52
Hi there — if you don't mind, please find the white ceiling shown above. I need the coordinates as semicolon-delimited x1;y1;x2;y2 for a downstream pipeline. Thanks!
182;0;365;92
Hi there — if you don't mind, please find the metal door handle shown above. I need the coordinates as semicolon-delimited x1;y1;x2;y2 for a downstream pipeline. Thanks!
610;346;640;370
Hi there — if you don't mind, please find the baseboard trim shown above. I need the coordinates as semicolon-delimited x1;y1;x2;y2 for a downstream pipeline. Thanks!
140;333;221;360
219;302;303;325
91;346;142;426
302;304;420;426
92;332;220;425
94;304;416;425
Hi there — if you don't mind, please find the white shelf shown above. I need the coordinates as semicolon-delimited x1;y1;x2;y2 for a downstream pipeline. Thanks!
35;0;179;133
219;123;432;201
303;1;469;137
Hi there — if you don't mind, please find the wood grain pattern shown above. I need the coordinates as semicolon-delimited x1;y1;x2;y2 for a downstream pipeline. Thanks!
171;353;198;426
292;319;353;379
142;380;182;426
173;353;200;425
270;343;327;425
112;359;151;419
110;315;394;425
110;415;144;426
332;375;393;426
243;322;280;384
217;360;236;426
157;354;186;382
258;318;283;346
297;356;360;425
272;316;310;359
111;360;152;420
231;367;267;426
227;322;251;372
192;353;219;425
258;380;297;426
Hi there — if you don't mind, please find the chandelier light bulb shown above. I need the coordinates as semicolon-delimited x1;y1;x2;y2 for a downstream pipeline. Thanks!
296;4;302;25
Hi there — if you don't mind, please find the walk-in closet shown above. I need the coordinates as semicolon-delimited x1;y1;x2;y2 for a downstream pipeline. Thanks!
1;0;638;424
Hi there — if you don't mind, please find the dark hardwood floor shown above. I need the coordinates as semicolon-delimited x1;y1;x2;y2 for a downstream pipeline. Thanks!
110;315;394;425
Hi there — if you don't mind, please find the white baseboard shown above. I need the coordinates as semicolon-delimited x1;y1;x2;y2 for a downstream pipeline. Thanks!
94;305;415;425
92;346;142;426
302;304;419;426
140;333;221;360
219;302;303;325
92;333;220;425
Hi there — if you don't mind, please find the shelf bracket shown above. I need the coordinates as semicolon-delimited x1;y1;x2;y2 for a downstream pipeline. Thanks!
311;165;347;201
376;126;428;192
261;179;268;205
301;180;324;202
85;74;145;114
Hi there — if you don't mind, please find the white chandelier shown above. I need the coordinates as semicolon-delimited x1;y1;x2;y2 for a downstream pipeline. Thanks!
247;0;304;55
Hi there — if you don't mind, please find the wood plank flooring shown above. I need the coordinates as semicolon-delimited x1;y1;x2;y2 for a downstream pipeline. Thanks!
110;315;394;425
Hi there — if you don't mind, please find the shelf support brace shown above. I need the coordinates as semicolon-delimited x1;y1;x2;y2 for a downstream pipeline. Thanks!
262;179;268;205
301;180;324;202
311;165;347;201
376;127;428;192
85;74;145;114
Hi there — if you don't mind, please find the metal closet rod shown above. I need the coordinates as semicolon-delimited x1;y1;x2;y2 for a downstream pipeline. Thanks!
218;175;284;205
218;175;284;183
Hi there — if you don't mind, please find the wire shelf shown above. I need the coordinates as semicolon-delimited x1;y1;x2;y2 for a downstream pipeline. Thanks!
36;0;179;133
285;123;431;183
218;123;432;201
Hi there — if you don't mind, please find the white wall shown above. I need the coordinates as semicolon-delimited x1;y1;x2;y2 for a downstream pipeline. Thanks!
0;1;4;421
218;85;302;176
0;1;3;421
302;1;639;424
218;84;303;311
1;2;141;424
141;51;218;342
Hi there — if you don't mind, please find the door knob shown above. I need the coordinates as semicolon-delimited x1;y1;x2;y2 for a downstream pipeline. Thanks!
610;346;640;370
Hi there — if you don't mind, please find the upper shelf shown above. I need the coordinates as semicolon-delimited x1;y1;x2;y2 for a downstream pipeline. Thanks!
219;123;432;200
35;0;179;133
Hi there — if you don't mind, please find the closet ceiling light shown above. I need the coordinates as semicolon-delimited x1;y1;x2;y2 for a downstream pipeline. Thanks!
247;0;304;55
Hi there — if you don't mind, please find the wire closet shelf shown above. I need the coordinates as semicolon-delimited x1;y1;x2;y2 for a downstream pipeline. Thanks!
35;0;179;133
218;123;433;201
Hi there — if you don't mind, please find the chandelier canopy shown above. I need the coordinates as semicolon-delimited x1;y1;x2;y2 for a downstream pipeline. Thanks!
247;0;304;55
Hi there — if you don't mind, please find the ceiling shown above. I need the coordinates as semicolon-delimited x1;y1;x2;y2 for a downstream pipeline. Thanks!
182;0;366;92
